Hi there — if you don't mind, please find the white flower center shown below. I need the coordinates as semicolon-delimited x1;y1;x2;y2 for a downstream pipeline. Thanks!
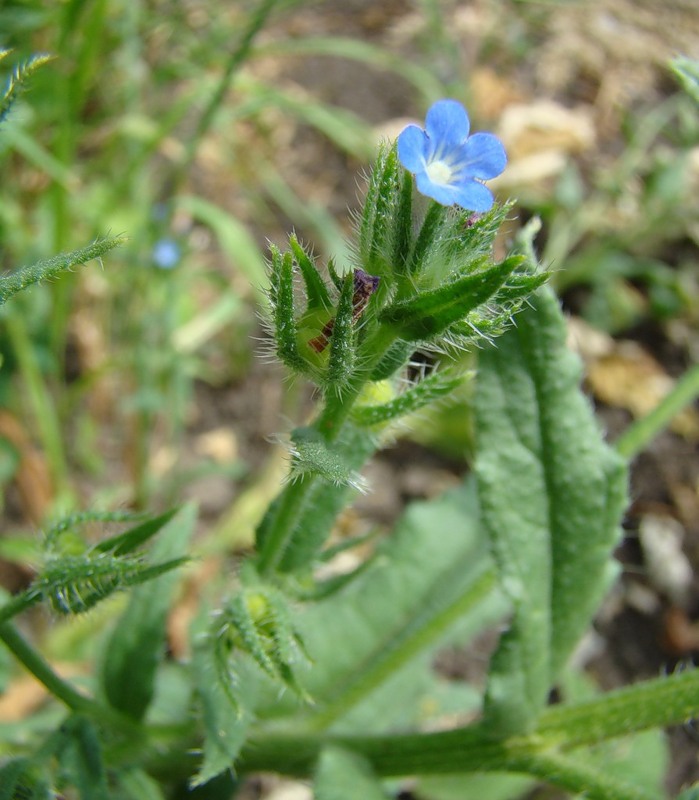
425;158;454;186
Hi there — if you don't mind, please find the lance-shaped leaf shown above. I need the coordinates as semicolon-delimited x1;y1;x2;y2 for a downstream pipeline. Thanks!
102;504;195;720
476;288;627;735
359;143;402;277
370;340;413;380
379;257;523;342
391;170;413;278
0;52;53;127
326;271;356;388
53;716;109;800
190;611;253;787
0;237;124;306
289;234;332;312
352;368;464;427
268;246;306;373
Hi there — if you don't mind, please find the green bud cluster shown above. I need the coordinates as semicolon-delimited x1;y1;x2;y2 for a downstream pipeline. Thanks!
267;142;546;399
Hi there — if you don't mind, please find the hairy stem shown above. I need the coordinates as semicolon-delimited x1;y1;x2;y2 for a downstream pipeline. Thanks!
256;326;395;576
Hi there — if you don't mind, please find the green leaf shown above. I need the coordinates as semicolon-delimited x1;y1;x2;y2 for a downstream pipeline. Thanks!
102;504;196;720
0;237;125;306
54;716;109;800
92;507;179;556
116;768;167;800
190;613;253;787
352;368;464;427
290;234;331;312
0;52;53;127
326;270;356;387
315;746;389;800
269;246;306;373
476;288;627;734
369;340;412;380
359;143;402;277
32;554;188;616
260;481;505;731
379;257;522;341
671;56;699;103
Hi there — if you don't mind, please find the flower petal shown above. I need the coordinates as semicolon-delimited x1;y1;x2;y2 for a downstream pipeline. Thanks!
415;171;461;206
424;99;470;151
460;132;507;180
397;124;429;173
450;178;496;212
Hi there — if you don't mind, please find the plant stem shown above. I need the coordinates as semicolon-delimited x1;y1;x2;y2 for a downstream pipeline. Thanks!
0;622;92;713
256;326;395;576
614;363;699;459
0;621;141;735
237;667;699;778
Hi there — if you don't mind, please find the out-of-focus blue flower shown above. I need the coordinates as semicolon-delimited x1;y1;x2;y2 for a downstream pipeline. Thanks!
397;99;507;212
152;238;181;270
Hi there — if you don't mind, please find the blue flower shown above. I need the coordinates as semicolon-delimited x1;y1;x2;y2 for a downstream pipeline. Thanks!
152;238;181;270
397;99;507;212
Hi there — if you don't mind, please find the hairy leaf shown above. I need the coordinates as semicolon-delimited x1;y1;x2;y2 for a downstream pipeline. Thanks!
290;234;331;312
0;52;53;127
379;257;522;341
256;481;506;731
102;504;196;720
352;368;464;427
0;237;125;306
476;288;627;734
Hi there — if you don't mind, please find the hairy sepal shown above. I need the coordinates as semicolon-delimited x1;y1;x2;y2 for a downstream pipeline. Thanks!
379;256;524;342
352;368;464;427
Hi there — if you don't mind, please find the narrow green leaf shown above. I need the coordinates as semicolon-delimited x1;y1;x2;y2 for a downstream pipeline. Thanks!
326;270;356;387
269;246;305;373
391;170;413;277
369;339;412;380
671;56;699;103
290;234;331;311
476;288;627;734
315;746;388;800
0;52;53;127
44;510;145;553
0;237;125;305
102;504;196;720
190;614;253;786
116;768;167;800
92;507;179;556
407;202;448;277
359;143;401;276
35;554;187;615
54;716;109;800
352;368;463;427
380;258;521;341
